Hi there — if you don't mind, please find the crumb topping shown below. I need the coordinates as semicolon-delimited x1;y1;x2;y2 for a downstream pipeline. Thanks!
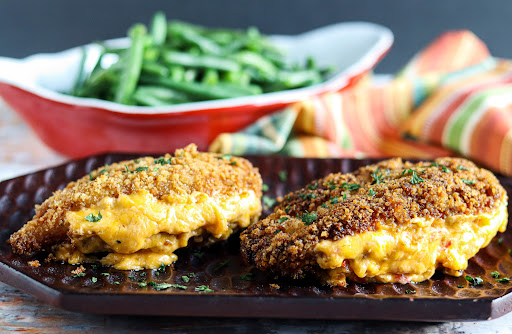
241;157;507;279
10;144;262;255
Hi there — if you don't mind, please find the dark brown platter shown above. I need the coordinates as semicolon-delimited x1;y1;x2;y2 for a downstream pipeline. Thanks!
1;154;512;321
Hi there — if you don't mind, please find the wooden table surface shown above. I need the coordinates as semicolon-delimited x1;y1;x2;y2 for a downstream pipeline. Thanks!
1;100;512;333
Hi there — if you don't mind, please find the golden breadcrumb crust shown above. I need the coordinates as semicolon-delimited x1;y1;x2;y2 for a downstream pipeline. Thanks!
240;157;507;279
10;144;262;255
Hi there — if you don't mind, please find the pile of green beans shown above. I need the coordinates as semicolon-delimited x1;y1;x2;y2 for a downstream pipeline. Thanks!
71;12;332;106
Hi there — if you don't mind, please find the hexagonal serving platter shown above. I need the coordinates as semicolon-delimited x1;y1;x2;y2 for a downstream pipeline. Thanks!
0;154;511;321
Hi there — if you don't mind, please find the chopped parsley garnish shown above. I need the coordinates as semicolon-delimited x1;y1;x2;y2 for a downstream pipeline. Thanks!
371;169;385;185
91;277;97;283
84;211;102;222
327;182;336;190
285;205;290;214
138;282;147;287
274;230;281;234
134;166;149;173
300;211;318;225
262;196;276;207
342;182;360;191
343;193;347;200
508;249;512;255
492;271;500;278
498;237;504;244
262;184;269;191
368;188;376;196
134;159;140;163
307;183;318;190
220;154;232;160
73;273;86;278
124;164;130;173
170;284;187;290
230;161;237;166
182;275;190;283
187;273;195;278
404;290;416;294
158;263;166;273
194;251;204;259
148;282;185;290
439;165;451;173
240;273;254;281
140;272;147;277
154;157;172;165
330;197;338;204
465;275;483;286
456;165;469;171
195;285;214;293
425;162;451;173
153;167;158;172
278;170;288;182
403;169;424;185
457;285;464;288
298;193;316;200
462;179;475;185
321;203;328;208
128;276;136;280
116;240;121;244
89;172;94;181
114;281;120;285
101;273;110;276
496;278;511;283
277;217;289;224
214;260;231;272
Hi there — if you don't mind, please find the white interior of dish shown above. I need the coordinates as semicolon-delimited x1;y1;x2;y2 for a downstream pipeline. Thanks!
0;22;393;114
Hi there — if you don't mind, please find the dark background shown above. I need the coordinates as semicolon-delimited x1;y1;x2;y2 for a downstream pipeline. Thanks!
0;0;505;73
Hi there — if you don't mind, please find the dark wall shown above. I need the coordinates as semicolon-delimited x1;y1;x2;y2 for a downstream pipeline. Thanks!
0;0;506;73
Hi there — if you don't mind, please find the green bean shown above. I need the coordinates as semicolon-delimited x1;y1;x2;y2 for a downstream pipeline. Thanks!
216;82;262;95
202;69;219;85
136;86;189;101
162;51;240;72
132;91;170;107
170;66;185;82
230;51;277;80
141;62;168;77
150;11;167;46
133;86;190;106
224;71;250;86
141;77;258;100
71;12;332;107
184;69;197;82
277;70;323;88
75;66;118;97
114;24;146;104
72;47;87;96
168;22;222;55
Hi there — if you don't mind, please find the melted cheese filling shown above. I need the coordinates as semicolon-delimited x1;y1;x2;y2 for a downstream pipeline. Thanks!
315;199;508;286
54;189;261;270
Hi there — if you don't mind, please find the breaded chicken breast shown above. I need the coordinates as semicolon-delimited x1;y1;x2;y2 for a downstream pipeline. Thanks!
241;158;508;286
10;144;262;270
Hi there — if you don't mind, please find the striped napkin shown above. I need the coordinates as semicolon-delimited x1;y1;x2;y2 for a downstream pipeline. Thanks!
209;30;512;176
